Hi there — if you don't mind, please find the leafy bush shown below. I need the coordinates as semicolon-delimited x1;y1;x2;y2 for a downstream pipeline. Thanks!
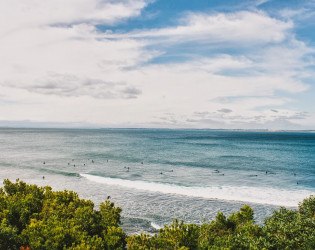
0;179;126;249
127;197;315;250
1;179;314;249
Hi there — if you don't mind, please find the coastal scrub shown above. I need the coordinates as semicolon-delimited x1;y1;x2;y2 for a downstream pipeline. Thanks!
0;179;314;249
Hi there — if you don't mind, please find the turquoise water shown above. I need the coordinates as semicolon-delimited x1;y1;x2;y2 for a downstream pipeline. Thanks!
0;128;314;234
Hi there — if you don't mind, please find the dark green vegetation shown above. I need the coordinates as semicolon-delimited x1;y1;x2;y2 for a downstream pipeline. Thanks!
0;179;125;249
0;179;314;249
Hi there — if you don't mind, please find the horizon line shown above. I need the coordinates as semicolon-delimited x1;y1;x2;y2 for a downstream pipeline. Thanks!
0;126;314;133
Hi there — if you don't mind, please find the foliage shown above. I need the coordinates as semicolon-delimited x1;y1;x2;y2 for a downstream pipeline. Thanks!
1;179;315;249
257;197;315;250
0;179;126;249
127;198;315;250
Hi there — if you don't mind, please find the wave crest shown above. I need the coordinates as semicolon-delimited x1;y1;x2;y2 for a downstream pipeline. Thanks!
80;173;313;207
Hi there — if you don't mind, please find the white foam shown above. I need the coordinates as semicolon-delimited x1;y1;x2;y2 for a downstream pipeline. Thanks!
151;222;162;230
80;174;314;207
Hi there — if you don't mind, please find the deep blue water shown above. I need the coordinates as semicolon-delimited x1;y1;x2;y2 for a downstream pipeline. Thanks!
0;128;314;234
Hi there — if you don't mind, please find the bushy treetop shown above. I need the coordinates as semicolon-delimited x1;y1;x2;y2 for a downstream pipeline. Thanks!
0;179;314;249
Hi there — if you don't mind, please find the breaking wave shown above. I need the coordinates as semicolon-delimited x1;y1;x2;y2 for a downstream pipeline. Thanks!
80;173;313;207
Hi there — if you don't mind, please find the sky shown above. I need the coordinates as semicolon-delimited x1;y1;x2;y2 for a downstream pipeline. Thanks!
1;0;315;130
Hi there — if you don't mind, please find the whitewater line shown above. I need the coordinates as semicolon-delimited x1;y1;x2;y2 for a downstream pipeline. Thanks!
80;173;313;207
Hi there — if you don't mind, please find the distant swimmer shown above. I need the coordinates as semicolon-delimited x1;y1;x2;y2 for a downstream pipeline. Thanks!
266;171;268;174
107;196;111;199
84;164;85;166
214;170;220;173
297;181;299;184
92;160;94;163
141;161;144;164
294;173;296;176
43;162;45;164
160;172;163;175
68;163;70;165
42;176;45;180
127;167;130;172
74;164;75;167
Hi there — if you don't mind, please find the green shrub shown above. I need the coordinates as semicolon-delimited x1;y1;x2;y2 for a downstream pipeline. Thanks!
0;179;126;249
1;179;315;249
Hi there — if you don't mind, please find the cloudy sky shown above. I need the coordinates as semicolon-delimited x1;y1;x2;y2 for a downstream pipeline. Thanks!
1;0;315;129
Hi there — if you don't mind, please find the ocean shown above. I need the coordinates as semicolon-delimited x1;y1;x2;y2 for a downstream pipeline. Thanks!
0;128;314;234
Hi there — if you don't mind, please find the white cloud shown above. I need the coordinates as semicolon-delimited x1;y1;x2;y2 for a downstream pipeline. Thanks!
106;11;292;45
251;39;315;77
255;0;271;7
0;2;314;129
279;8;307;19
0;0;147;32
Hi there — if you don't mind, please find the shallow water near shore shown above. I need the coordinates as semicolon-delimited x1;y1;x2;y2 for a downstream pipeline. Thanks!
0;128;314;234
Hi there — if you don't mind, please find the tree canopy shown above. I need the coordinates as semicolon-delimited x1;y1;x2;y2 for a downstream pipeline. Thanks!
0;179;314;249
0;179;126;249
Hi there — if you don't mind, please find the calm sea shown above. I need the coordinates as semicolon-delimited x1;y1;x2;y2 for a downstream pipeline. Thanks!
0;128;314;234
